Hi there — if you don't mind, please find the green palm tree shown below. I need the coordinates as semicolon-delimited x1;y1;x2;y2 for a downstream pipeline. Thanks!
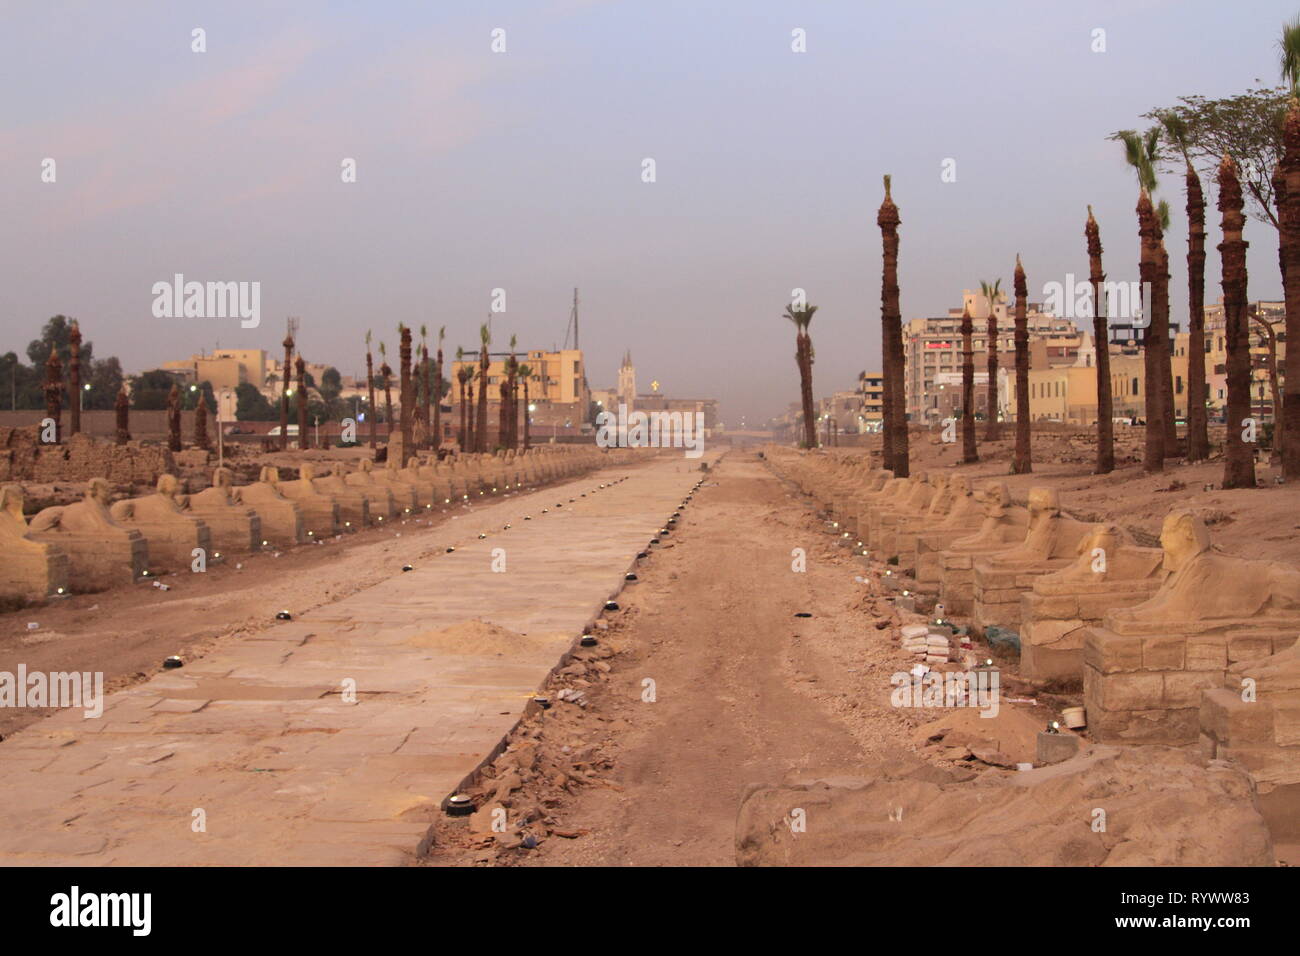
517;361;534;450
1118;127;1172;471
456;346;472;451
783;301;818;449
476;324;491;452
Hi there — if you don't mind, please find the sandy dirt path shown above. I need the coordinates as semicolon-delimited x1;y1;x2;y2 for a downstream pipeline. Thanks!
439;452;924;866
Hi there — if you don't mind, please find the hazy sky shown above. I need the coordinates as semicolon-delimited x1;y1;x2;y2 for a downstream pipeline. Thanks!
1;0;1295;424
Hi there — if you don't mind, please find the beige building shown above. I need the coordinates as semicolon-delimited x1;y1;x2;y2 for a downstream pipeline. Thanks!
905;292;1080;422
162;348;268;391
450;347;590;422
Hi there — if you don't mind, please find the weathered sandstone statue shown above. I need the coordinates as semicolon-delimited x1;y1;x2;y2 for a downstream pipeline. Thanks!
182;467;262;554
937;482;1030;615
0;484;70;601
276;464;341;538
1019;523;1163;681
237;467;306;547
970;488;1096;636
1083;511;1300;745
108;474;211;571
343;459;400;520
28;478;147;589
310;465;371;529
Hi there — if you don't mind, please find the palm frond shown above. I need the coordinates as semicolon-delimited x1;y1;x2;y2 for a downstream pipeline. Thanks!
1280;15;1300;92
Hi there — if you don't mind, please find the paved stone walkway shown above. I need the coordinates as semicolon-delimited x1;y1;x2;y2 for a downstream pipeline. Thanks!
0;454;710;865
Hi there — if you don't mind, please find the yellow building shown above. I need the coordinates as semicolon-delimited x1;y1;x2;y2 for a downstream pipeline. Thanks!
162;349;267;391
449;348;588;410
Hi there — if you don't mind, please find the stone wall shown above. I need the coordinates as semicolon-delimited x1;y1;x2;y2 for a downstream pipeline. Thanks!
0;427;175;484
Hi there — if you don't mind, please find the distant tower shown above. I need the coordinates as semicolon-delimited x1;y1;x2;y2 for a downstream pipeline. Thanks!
618;350;636;410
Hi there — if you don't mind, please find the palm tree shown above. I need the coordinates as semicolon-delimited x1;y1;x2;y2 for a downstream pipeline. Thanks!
517;362;533;450
878;174;908;475
1119;128;1168;472
1219;155;1256;489
378;342;393;443
1252;313;1283;452
1085;207;1116;473
365;330;377;450
399;323;413;455
433;326;446;454
1011;255;1032;474
1157;113;1210;462
783;300;819;449
1278;18;1300;477
476;323;491;453
280;327;294;451
980;279;1002;441
455;347;471;451
960;303;978;463
419;324;431;447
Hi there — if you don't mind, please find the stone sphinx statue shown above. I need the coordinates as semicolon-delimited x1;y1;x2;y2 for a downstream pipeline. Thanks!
899;475;986;580
310;464;371;529
1108;510;1300;632
1083;510;1300;746
1033;523;1163;596
28;477;146;588
0;483;69;601
870;472;937;554
236;466;305;547
343;459;400;520
937;482;1031;615
108;473;212;570
970;488;1102;637
181;467;262;553
275;463;340;538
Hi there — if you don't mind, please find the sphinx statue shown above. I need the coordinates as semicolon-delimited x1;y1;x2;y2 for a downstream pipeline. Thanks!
236;466;306;547
936;482;1030;615
108;474;211;571
900;475;986;581
391;455;437;508
343;459;401;520
181;467;262;553
310;464;371;529
969;488;1100;637
1019;523;1164;681
1083;510;1300;746
275;463;340;538
0;484;70;601
28;477;147;588
870;472;937;554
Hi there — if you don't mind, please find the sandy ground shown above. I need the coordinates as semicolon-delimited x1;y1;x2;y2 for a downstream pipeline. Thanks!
424;452;1097;866
905;426;1300;563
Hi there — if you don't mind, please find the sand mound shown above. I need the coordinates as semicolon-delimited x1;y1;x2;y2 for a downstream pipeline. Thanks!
406;619;553;656
735;746;1274;866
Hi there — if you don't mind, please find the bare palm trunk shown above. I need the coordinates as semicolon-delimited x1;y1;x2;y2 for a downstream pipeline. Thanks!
433;348;443;454
797;331;817;449
1086;208;1115;473
522;381;531;450
960;306;978;463
878;177;908;476
43;346;62;444
985;313;1000;441
1281;103;1300;477
399;326;413;456
68;321;81;436
280;334;293;451
115;386;130;445
366;349;376;450
1012;256;1032;474
296;356;308;449
1219;156;1256;489
476;349;489;452
1137;191;1166;472
381;363;393;449
458;378;467;451
1185;166;1210;461
195;398;209;450
420;346;431;448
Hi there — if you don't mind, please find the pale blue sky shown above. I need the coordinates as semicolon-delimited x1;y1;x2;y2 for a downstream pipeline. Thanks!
1;0;1295;423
